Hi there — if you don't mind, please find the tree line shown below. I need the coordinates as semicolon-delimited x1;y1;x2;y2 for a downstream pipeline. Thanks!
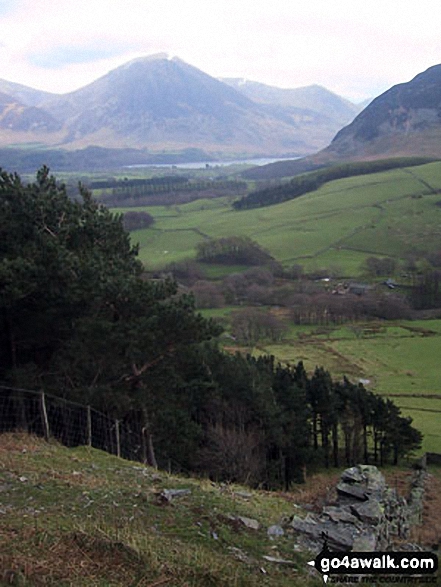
98;178;247;207
0;168;421;488
233;157;438;210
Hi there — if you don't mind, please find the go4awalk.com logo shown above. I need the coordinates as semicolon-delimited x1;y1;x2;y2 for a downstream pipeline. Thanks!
308;543;438;584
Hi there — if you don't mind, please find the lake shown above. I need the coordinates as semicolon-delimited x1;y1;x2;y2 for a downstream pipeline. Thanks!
126;156;300;170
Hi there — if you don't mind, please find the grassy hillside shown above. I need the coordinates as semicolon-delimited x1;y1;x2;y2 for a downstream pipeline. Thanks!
1;434;441;587
0;433;337;586
114;161;441;275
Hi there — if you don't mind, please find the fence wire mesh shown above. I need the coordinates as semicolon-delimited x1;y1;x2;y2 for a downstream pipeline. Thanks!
0;386;143;463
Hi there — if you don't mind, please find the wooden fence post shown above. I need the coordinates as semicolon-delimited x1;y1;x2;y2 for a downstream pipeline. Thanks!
141;427;147;465
40;392;50;441
87;406;92;447
115;419;121;458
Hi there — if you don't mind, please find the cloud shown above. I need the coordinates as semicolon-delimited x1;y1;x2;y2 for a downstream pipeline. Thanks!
0;0;441;99
0;0;23;16
28;43;136;69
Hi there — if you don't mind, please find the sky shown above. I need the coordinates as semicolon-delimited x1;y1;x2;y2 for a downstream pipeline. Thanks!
1;0;441;102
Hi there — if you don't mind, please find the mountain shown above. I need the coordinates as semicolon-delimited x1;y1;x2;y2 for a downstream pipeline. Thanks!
221;78;361;125
0;80;55;107
326;64;441;159
243;64;441;179
0;91;61;133
0;54;359;158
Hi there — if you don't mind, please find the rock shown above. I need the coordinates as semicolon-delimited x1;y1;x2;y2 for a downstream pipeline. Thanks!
234;491;253;499
337;481;368;501
288;464;426;554
322;506;359;525
267;524;284;538
352;531;377;551
341;466;364;484
237;516;260;530
358;465;386;493
351;500;384;525
158;488;191;503
291;516;355;550
324;526;358;551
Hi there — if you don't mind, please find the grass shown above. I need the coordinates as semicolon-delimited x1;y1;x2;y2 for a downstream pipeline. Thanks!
213;317;441;455
1;433;441;586
109;161;441;274
0;433;328;587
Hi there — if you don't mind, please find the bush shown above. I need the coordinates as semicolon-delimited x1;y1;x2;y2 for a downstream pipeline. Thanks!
196;236;274;266
122;211;154;231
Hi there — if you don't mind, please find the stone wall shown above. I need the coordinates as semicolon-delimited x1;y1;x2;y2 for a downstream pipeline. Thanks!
289;464;427;553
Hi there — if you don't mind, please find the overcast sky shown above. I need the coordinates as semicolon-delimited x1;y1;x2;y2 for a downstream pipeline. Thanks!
1;0;441;102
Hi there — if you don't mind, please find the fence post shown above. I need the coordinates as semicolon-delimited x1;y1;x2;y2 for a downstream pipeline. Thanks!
141;427;147;465
40;392;50;441
87;406;92;447
115;419;121;458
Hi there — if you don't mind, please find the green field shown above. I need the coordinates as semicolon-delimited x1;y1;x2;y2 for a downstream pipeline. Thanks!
113;161;441;273
110;162;441;453
200;308;441;454
254;319;441;454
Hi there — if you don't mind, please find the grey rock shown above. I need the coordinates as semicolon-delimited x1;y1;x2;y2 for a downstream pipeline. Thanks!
322;506;359;525
352;531;377;551
237;516;260;530
337;481;368;501
267;524;285;538
358;465;386;493
291;516;356;550
159;488;191;502
341;466;364;484
234;491;253;499
351;500;384;525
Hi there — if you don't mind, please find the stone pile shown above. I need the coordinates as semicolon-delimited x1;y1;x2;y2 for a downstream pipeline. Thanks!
289;464;427;553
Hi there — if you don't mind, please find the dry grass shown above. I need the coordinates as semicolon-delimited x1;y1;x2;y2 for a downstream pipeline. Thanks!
0;528;153;586
271;472;340;512
409;471;441;548
0;432;49;454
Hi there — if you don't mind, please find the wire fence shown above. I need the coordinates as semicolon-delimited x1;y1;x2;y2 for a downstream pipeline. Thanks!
0;385;146;464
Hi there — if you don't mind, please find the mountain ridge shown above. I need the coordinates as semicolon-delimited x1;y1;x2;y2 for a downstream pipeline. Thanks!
243;64;441;179
0;54;360;158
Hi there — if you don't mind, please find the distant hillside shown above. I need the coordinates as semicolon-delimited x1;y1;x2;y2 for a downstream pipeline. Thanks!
327;64;441;159
0;91;61;133
243;64;441;180
0;79;55;107
222;78;361;125
0;54;360;162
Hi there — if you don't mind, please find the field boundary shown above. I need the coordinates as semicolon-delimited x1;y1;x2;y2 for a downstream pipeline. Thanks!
0;385;148;465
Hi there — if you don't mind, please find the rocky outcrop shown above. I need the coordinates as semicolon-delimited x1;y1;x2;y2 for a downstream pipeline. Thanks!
289;464;427;553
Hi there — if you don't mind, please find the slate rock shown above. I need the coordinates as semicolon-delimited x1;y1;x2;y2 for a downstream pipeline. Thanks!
237;516;260;530
159;488;191;503
351;500;384;525
352;531;377;551
267;524;284;538
341;466;364;484
322;505;360;525
291;516;356;550
337;481;368;501
358;465;386;493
